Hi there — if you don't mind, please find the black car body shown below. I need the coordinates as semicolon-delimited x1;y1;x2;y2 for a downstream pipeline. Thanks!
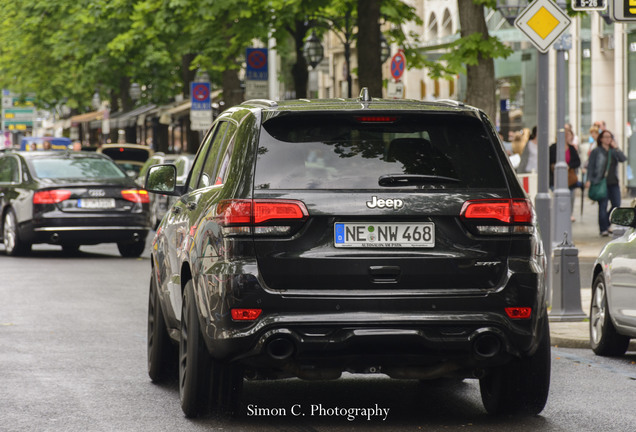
590;207;636;356
0;151;150;257
146;91;550;417
137;152;195;229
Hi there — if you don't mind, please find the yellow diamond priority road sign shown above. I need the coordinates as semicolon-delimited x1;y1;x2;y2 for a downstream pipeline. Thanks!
514;0;571;53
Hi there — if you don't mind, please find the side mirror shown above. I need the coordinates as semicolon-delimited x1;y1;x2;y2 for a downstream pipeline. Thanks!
609;207;636;228
145;164;181;195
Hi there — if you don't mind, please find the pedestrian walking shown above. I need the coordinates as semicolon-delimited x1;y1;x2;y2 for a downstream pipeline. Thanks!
549;127;581;221
516;126;538;174
585;130;626;236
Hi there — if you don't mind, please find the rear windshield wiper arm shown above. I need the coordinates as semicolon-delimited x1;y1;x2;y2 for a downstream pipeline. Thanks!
378;174;460;187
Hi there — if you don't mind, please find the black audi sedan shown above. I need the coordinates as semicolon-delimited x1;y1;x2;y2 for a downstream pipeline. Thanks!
0;150;150;257
145;90;549;417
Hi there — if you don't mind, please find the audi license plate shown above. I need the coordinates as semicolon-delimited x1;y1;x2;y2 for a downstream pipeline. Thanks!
334;222;435;248
77;198;116;209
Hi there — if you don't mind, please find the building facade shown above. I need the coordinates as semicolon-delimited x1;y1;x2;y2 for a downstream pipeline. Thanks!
312;3;636;196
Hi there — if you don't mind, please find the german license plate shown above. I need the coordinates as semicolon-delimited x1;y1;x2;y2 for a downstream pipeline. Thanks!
334;222;435;248
77;198;116;209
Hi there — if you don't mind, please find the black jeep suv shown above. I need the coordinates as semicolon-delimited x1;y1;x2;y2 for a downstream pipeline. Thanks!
145;89;549;417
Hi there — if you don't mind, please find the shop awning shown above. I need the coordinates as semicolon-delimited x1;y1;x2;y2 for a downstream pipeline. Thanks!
70;110;104;123
159;100;192;125
115;104;157;128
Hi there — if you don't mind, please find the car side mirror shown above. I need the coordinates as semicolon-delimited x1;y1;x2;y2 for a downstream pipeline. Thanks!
145;164;183;196
609;207;636;228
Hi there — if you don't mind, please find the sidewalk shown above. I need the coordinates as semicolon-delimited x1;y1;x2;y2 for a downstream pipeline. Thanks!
547;189;636;350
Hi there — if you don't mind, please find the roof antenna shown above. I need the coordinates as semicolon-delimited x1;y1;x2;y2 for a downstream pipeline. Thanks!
359;87;371;102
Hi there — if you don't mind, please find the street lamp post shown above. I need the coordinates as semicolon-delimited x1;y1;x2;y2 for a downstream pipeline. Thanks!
496;0;530;25
129;82;141;102
496;0;552;301
303;32;324;69
91;91;101;111
380;34;391;64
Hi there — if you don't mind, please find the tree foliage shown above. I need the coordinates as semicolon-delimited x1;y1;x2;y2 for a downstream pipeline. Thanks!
0;0;516;116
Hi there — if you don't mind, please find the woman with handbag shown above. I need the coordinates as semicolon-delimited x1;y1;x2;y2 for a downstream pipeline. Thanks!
585;130;627;236
549;127;581;221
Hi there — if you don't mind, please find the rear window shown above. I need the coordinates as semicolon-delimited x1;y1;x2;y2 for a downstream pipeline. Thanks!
30;157;126;180
100;147;150;163
254;113;507;190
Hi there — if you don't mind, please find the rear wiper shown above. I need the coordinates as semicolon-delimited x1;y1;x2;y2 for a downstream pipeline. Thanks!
378;174;460;187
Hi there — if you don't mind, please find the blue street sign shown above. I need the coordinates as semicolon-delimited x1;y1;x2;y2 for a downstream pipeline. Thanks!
190;82;211;111
246;48;268;81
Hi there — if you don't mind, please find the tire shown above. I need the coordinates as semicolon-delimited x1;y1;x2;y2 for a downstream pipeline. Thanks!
179;280;212;418
480;315;551;415
590;274;630;356
212;359;244;415
3;209;31;256
147;272;176;382
150;200;160;230
117;240;145;258
61;244;80;255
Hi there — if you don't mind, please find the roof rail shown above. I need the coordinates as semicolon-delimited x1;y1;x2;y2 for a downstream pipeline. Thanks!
358;87;372;102
435;99;465;107
242;99;279;108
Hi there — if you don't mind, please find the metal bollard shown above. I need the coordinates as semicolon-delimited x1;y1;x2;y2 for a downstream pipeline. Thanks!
549;233;587;322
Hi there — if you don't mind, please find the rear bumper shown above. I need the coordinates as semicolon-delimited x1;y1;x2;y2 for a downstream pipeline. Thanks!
201;310;546;380
179;256;546;380
20;215;150;245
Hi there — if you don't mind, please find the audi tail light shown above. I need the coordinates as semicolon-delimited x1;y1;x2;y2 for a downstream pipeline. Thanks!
121;189;150;203
460;199;534;235
217;199;308;236
33;189;72;204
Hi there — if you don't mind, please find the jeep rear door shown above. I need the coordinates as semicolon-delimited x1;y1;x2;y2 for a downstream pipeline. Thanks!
250;112;530;293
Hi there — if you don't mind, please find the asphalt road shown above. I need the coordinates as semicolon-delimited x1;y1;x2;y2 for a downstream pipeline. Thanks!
1;240;635;432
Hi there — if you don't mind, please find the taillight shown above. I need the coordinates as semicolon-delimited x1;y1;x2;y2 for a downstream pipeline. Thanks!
217;199;308;236
121;189;150;203
460;199;534;235
505;307;532;319
33;190;72;204
231;308;262;321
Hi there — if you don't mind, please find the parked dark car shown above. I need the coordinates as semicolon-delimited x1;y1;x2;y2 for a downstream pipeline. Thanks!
137;152;195;229
0;150;150;257
98;143;153;179
145;90;550;417
590;206;636;356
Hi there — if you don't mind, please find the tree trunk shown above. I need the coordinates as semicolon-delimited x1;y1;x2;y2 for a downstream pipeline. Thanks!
181;54;197;99
222;68;243;108
357;0;382;98
457;1;496;122
292;20;310;99
180;54;200;153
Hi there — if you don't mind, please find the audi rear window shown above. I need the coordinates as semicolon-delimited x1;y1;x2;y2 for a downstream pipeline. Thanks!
254;113;506;190
30;157;127;180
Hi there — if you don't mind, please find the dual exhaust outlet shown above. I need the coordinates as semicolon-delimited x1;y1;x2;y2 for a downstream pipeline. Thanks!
263;328;504;362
